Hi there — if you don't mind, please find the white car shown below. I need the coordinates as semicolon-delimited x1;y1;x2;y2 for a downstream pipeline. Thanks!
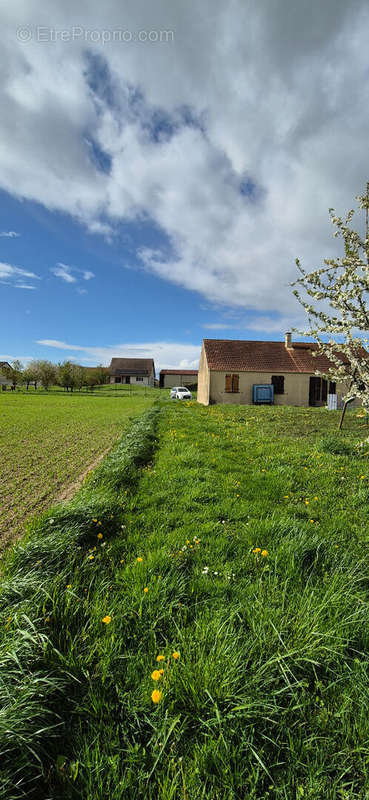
170;386;192;400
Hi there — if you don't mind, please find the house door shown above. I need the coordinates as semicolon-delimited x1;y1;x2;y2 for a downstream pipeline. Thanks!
125;376;130;384
309;377;321;406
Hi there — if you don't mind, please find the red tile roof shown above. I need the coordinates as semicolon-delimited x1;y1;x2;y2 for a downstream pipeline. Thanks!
160;369;198;375
203;339;345;373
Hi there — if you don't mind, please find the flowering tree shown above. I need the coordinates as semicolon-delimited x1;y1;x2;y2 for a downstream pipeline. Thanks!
291;187;369;428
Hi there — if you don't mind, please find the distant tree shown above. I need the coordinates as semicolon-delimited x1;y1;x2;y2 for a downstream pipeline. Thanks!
3;360;23;387
292;185;369;428
73;365;86;391
95;364;108;385
57;361;76;392
85;369;98;391
38;361;56;390
22;361;41;390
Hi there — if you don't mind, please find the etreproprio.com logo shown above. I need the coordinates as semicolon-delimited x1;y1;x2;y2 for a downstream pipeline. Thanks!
16;26;175;44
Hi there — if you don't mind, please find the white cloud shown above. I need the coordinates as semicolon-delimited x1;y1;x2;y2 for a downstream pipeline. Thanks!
50;263;94;285
202;323;238;330
0;261;39;288
51;263;77;283
1;1;369;313
0;230;20;237
36;338;201;371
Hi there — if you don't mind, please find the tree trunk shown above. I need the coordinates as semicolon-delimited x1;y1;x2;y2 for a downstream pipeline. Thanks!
338;397;355;430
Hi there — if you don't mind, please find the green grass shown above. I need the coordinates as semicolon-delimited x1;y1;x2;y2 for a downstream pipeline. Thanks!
1;402;369;798
0;392;156;549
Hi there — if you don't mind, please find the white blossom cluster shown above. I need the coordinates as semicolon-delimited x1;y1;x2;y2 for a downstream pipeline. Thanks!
291;190;369;407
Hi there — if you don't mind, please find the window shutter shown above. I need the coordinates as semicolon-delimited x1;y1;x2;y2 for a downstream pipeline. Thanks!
225;374;232;392
232;374;239;393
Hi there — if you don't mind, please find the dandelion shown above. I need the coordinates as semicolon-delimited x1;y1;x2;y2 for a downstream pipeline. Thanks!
151;689;162;704
97;533;103;540
309;519;314;523
66;584;72;589
172;651;180;660
261;550;268;557
283;495;289;499
88;554;95;560
102;615;111;624
93;519;97;522
158;668;164;675
151;670;162;681
156;654;165;662
253;548;261;554
137;557;143;562
144;587;149;593
97;521;102;526
120;559;124;563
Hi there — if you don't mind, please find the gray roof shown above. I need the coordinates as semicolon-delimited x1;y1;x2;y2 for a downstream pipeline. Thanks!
109;358;155;375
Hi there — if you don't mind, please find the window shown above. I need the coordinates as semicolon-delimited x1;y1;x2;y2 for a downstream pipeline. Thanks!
225;374;239;393
271;375;284;395
136;376;144;382
115;377;121;384
329;381;336;393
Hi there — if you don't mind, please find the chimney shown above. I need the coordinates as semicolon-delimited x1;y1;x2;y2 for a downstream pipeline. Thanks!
285;331;292;349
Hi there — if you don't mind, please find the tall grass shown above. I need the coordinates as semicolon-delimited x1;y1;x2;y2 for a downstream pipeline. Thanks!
2;403;369;798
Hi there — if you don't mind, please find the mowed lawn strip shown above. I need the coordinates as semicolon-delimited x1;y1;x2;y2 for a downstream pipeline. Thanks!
0;392;155;548
2;402;369;799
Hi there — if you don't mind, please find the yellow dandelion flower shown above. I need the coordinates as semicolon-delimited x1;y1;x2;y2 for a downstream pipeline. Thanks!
66;584;72;588
172;651;180;660
283;495;289;498
158;668;164;675
102;615;111;624
156;654;165;662
310;519;314;523
151;670;161;681
144;587;149;593
120;559;124;563
137;557;143;562
97;521;102;525
151;689;162;704
97;532;103;540
93;519;97;522
305;500;309;505
261;550;268;557
253;547;261;554
88;554;95;560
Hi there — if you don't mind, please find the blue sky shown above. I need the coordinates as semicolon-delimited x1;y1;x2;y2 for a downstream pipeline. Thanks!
1;0;369;370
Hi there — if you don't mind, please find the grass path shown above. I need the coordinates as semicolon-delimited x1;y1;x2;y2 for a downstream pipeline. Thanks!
2;402;369;798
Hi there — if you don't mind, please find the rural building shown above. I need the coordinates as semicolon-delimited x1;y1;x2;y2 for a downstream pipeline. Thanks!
0;361;12;390
159;369;198;389
108;358;155;386
197;334;359;407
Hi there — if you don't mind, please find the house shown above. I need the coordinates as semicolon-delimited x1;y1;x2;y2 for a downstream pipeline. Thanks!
159;369;198;389
0;361;12;390
108;358;155;387
197;334;360;407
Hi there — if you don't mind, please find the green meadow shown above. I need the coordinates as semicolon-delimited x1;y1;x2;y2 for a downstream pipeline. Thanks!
1;401;369;799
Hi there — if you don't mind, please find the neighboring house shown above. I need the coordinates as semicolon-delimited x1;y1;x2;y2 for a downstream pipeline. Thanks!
0;361;12;390
108;358;155;386
197;334;361;407
159;369;198;389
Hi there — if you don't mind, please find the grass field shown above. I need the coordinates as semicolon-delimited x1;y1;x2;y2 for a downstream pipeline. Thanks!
1;402;369;798
0;392;156;549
